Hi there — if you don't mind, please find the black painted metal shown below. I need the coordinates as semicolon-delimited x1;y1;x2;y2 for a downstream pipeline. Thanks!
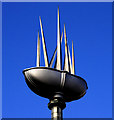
48;93;66;120
23;67;88;102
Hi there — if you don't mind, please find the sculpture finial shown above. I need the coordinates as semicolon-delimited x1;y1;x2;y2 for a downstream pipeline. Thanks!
39;16;49;67
56;7;62;70
36;31;40;67
72;40;75;74
64;24;70;72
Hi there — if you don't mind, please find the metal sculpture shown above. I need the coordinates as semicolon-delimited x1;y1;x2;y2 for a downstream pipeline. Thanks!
23;8;88;120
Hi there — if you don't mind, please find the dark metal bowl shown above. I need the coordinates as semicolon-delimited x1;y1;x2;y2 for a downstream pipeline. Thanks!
23;67;88;102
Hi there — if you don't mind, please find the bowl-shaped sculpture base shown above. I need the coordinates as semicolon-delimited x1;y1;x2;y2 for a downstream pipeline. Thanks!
23;67;88;102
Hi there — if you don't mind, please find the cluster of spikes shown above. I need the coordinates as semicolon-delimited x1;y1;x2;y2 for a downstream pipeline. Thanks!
37;8;75;75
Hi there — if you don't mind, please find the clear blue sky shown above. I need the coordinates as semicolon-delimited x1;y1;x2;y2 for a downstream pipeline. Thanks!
2;2;112;118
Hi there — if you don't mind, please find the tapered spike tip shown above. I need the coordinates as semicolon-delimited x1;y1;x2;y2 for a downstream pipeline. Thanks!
61;31;63;43
64;24;66;33
72;40;75;74
39;17;49;67
36;31;40;67
49;31;63;68
64;24;70;72
56;7;61;70
68;46;72;73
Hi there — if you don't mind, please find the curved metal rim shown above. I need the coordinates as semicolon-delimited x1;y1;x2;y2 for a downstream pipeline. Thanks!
23;67;88;89
24;73;87;102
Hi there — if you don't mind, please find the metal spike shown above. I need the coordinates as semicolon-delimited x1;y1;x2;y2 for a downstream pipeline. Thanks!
54;56;57;68
49;32;63;68
39;16;49;67
68;46;72;73
36;31;40;67
49;49;56;68
56;7;61;70
64;24;70;72
72;40;75;74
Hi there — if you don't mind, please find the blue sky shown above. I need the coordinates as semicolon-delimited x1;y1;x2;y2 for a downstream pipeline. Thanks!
2;2;112;118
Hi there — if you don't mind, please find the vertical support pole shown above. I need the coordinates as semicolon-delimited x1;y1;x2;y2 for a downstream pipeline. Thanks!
51;106;62;120
48;93;66;120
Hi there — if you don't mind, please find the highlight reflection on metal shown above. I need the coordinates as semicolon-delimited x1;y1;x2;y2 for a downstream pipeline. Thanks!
39;16;49;67
23;7;88;120
72;40;75;74
56;8;61;70
68;46;72;73
64;24;70;72
36;32;40;67
49;31;63;68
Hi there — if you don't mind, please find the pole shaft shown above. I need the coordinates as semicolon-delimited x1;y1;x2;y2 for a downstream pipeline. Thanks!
48;93;66;120
51;106;62;120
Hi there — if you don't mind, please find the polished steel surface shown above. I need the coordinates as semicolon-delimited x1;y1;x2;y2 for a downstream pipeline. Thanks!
64;24;70;72
49;32;63;68
23;67;87;102
48;95;65;120
23;7;88;120
68;46;72;73
51;106;62;120
39;16;49;67
72;40;75;74
56;8;61;70
36;32;40;67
